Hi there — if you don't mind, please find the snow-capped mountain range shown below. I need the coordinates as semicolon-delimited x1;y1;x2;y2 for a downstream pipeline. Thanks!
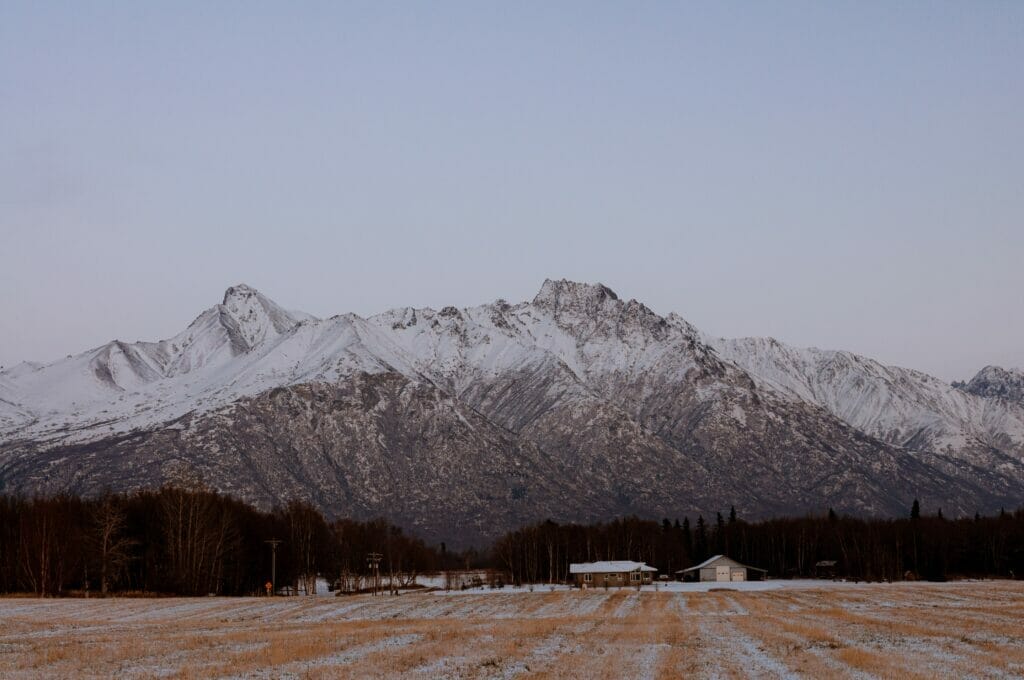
2;280;1022;543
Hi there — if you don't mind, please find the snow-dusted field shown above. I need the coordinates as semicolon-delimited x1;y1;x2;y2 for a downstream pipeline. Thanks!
1;581;1022;679
446;578;876;594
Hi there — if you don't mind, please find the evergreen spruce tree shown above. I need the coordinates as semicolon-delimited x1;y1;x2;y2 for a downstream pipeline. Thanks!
728;505;737;524
695;515;708;561
681;517;693;558
910;499;921;520
714;512;726;553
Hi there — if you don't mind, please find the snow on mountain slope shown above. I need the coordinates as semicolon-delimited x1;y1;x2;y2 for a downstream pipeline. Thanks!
368;279;720;404
0;286;429;444
4;278;1024;473
364;279;1022;520
527;280;714;385
3;279;1023;538
710;337;1024;461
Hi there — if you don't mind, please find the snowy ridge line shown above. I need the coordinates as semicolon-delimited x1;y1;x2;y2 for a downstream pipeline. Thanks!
2;278;1022;477
711;335;1024;463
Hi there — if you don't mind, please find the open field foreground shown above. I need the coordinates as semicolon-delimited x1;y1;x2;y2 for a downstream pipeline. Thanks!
1;582;1023;679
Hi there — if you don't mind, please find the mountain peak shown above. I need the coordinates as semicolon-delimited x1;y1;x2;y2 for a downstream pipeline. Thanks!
532;279;619;309
5;278;1024;538
958;365;1024;405
218;284;300;351
222;283;261;306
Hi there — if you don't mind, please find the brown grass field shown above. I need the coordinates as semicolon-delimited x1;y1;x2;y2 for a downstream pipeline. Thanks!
1;581;1022;679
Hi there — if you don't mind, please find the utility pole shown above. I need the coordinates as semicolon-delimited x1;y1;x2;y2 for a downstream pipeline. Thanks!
367;552;383;596
266;539;283;596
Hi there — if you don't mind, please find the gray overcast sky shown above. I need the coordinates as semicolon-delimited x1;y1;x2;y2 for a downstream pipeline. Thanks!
1;2;1021;381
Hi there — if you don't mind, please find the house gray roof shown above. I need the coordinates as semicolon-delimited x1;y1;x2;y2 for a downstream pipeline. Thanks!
678;554;767;573
569;561;657;574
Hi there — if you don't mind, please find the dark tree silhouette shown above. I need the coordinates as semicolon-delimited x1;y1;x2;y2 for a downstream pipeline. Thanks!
695;515;709;561
1;493;1022;594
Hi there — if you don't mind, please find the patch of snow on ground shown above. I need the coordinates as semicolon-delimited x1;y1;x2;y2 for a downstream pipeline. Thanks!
446;579;881;595
611;593;641;618
703;616;798;679
633;643;670;680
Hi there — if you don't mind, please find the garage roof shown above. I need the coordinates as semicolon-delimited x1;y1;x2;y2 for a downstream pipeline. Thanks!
678;555;767;573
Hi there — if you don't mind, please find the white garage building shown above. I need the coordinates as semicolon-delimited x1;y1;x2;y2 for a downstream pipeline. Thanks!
678;555;767;582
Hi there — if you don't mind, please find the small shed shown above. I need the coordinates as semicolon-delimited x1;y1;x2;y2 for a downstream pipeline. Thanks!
569;561;657;588
677;555;766;582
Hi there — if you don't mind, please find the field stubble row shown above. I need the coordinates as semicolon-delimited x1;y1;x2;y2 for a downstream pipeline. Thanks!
0;581;1022;679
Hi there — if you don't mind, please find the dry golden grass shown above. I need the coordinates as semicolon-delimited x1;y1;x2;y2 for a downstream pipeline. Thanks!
1;582;1023;679
756;586;1024;678
833;646;916;678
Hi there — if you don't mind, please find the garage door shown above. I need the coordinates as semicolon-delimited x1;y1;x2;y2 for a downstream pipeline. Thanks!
730;569;745;581
716;566;730;581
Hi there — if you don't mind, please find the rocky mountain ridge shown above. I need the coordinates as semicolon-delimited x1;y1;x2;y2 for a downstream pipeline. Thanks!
955;365;1024;407
1;280;1021;544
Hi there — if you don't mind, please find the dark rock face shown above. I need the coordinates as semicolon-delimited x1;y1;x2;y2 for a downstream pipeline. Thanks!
958;366;1024;406
0;375;575;546
2;280;1023;546
4;368;1015;547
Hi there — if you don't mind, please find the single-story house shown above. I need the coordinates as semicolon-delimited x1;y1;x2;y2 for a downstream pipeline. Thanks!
569;561;657;588
677;555;767;582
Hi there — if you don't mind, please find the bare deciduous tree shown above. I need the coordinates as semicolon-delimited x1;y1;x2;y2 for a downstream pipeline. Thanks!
160;484;238;595
89;493;135;594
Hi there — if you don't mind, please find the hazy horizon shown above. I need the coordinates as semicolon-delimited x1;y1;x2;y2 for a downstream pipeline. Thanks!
3;3;1022;381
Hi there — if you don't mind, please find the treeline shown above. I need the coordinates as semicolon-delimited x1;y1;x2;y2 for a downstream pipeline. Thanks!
0;487;440;596
493;505;1024;584
3;490;1023;596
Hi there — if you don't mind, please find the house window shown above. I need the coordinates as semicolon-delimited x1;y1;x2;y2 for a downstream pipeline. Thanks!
584;573;592;582
630;572;641;582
